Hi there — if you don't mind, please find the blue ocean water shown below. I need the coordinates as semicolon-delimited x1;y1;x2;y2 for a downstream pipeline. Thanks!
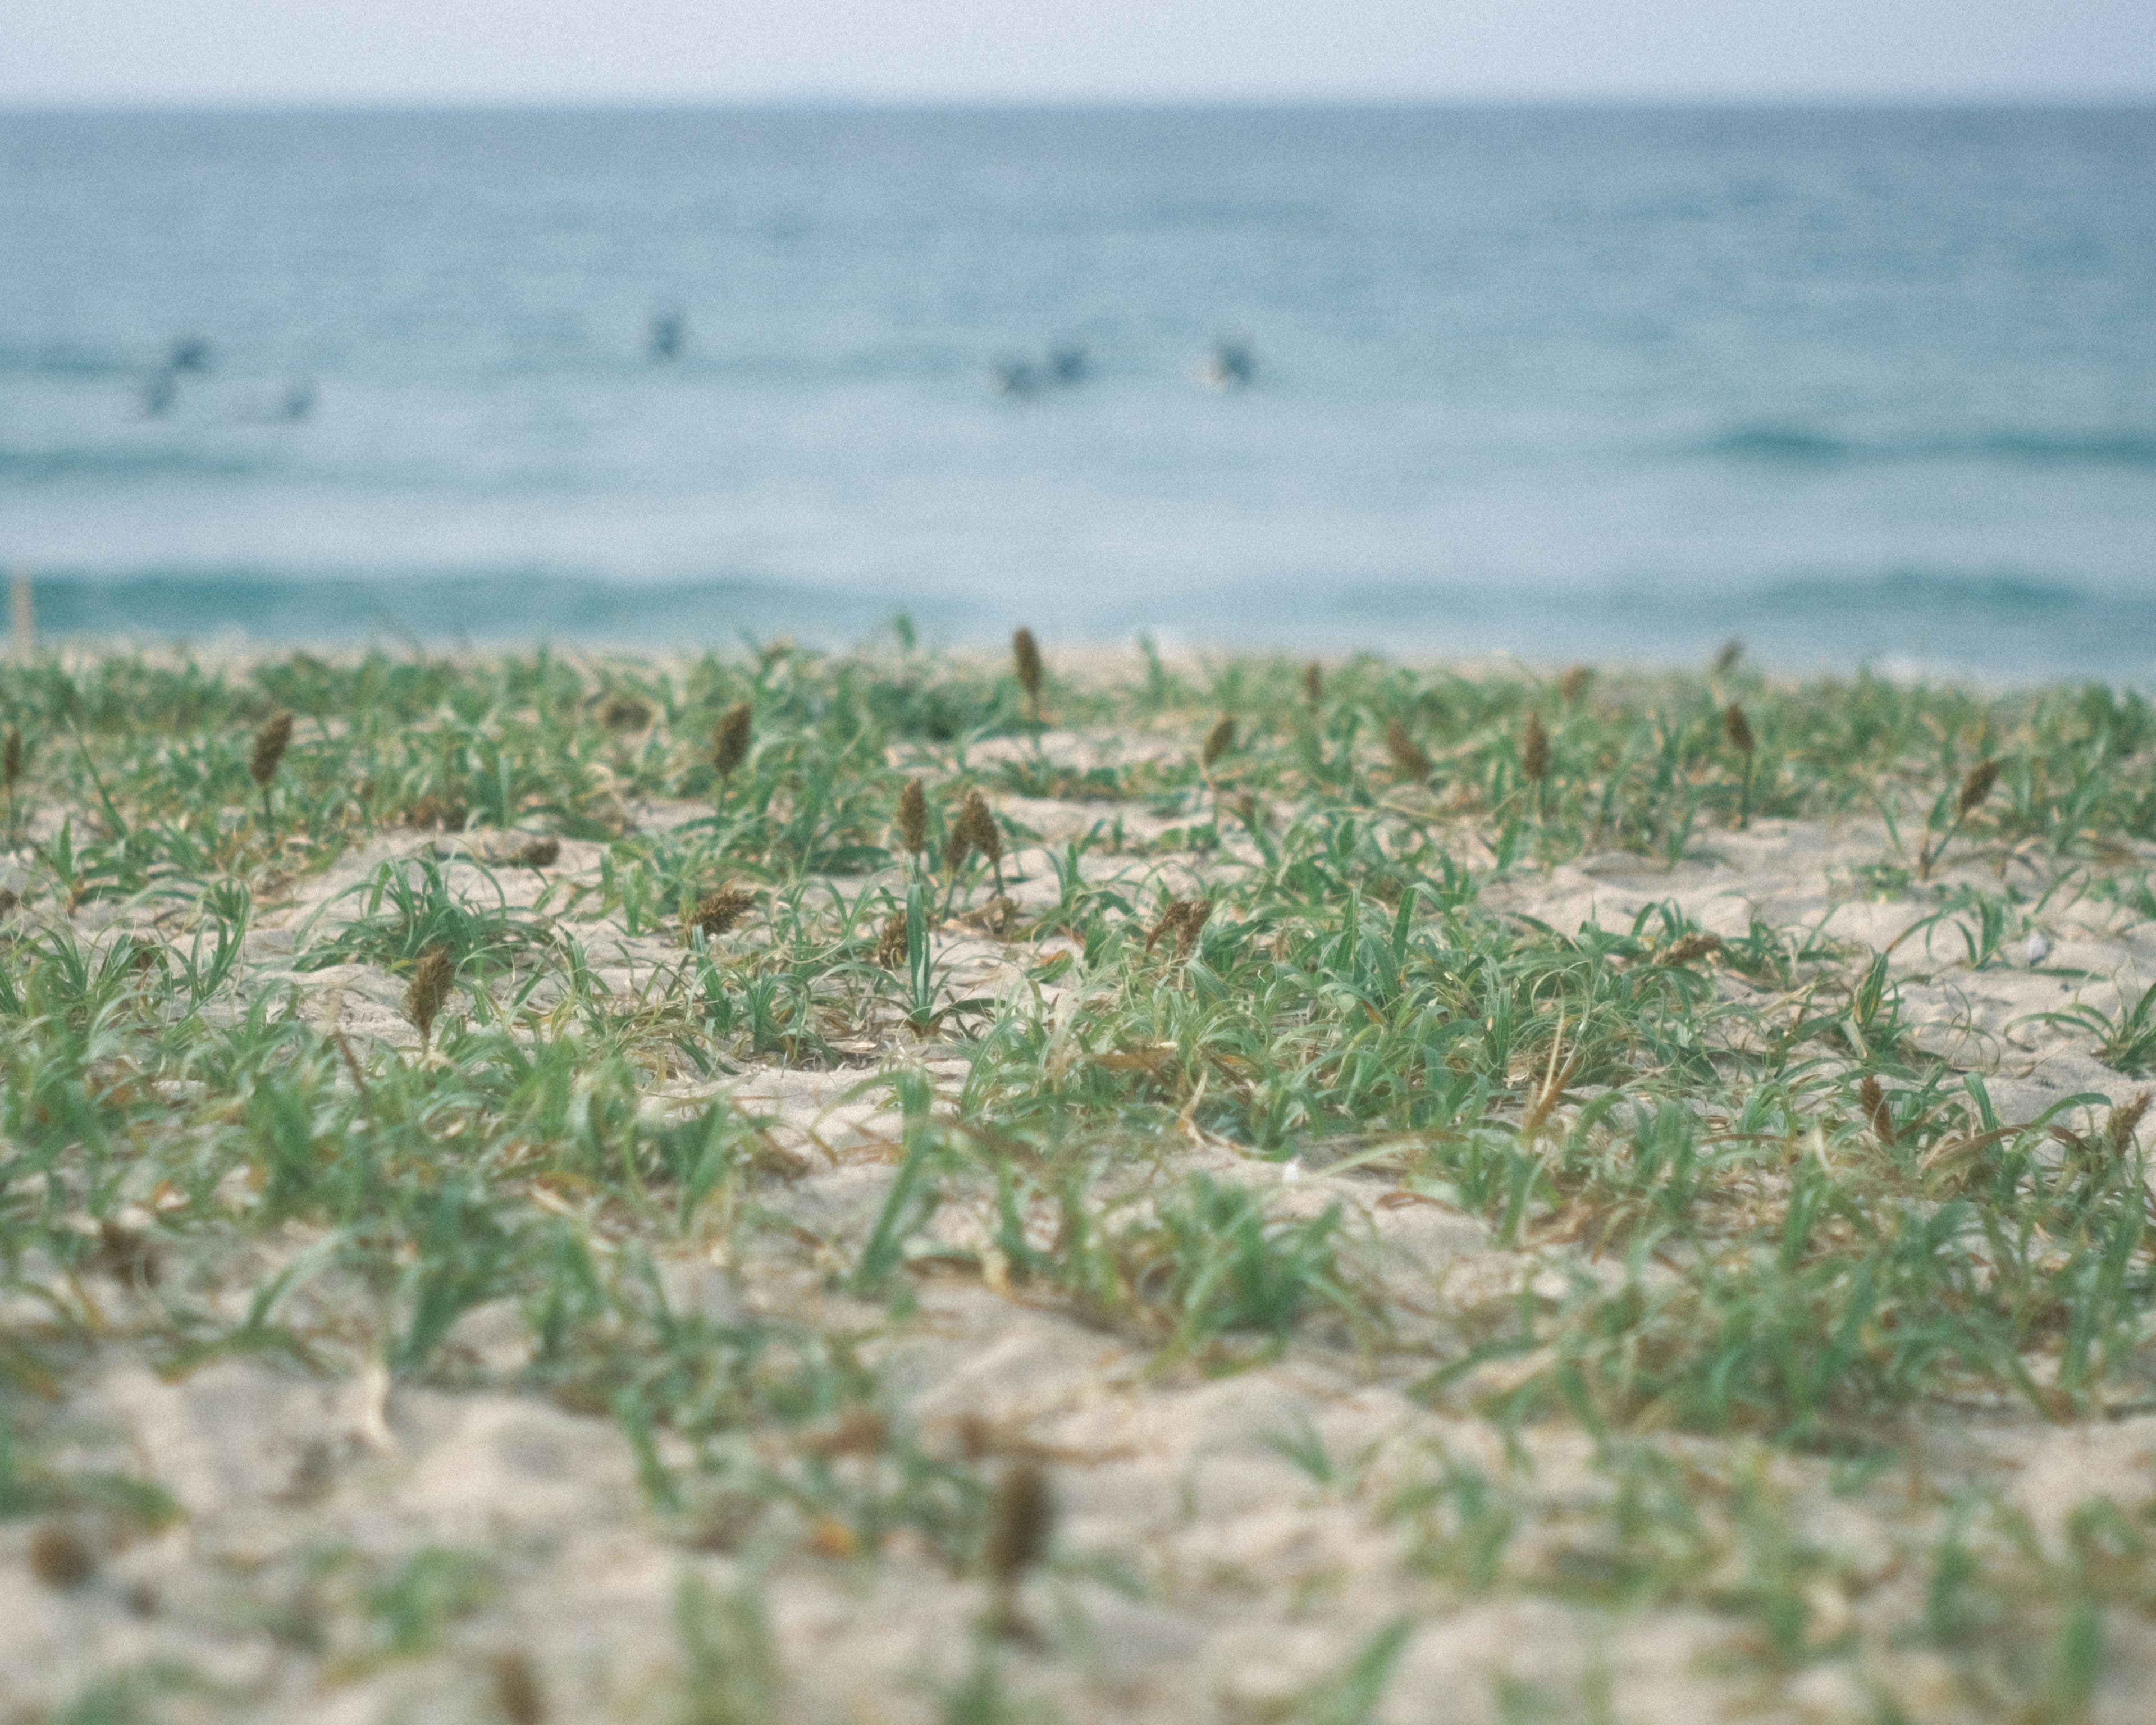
2;104;2153;675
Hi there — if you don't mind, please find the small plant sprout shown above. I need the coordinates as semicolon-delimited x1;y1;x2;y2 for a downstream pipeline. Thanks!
1012;626;1045;727
1724;699;1757;827
712;700;752;809
405;944;453;1049
250;708;294;832
1918;756;2002;879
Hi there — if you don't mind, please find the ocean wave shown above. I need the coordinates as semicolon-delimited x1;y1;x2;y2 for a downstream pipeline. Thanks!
1701;425;2156;469
21;569;921;644
1748;569;2097;617
0;446;269;483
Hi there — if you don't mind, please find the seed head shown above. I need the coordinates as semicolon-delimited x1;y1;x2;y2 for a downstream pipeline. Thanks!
1144;895;1211;959
897;777;927;856
1012;628;1044;714
1202;715;1236;771
1713;638;1744;678
983;1459;1053;1587
1655;931;1723;968
1559;665;1591;706
2;726;20;789
28;1523;95;1590
2108;1090;2152;1160
1301;661;1323;705
692;883;757;938
1859;1074;1895;1146
488;1649;546;1725
959;788;1001;868
712;701;753;781
1724;701;1755;757
250;710;294;789
1957;759;2001;819
405;946;453;1045
1383;717;1429;782
874;911;909;969
1521;713;1550;783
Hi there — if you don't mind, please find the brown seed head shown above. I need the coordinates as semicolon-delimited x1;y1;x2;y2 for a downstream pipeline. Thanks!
1860;1075;1895;1146
983;1459;1053;1587
895;778;929;857
1724;701;1755;757
488;1649;546;1725
1714;638;1744;678
1173;897;1212;958
405;946;453;1043
712;701;753;781
1521;713;1550;783
509;834;560;869
1957;759;2001;819
1012;627;1044;710
1383;716;1429;782
1301;661;1323;705
1558;665;1592;707
960;788;1001;867
1202;715;1236;770
1654;931;1723;968
600;695;651;732
2108;1090;2152;1159
29;1523;95;1590
874;911;910;969
250;710;294;789
2;725;20;788
692;883;757;938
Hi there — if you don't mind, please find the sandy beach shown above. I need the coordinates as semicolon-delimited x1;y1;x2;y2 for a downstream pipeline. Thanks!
4;643;2156;1723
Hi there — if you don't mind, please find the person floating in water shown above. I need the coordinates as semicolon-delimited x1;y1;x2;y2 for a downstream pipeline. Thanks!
990;358;1042;399
648;309;686;362
167;335;212;373
141;369;177;417
1048;344;1089;385
281;380;317;421
1205;336;1255;390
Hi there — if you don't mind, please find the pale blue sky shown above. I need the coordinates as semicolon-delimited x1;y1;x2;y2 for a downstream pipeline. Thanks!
6;0;2153;106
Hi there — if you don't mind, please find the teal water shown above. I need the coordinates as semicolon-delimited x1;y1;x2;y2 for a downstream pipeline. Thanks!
2;105;2152;674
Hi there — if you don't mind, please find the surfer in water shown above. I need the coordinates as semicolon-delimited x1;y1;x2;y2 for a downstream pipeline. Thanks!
649;309;686;362
1204;336;1255;390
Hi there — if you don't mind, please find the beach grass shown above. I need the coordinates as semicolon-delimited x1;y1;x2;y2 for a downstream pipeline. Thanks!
4;637;2156;1721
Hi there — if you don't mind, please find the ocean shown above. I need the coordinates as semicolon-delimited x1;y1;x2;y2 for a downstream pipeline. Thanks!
2;103;2152;676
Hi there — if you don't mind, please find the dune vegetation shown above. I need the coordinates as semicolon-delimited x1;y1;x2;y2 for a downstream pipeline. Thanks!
5;636;2156;1723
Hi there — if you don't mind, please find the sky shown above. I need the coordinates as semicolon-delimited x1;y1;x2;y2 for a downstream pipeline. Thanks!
5;0;2153;107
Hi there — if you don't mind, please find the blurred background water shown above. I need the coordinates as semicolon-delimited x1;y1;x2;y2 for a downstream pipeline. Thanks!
1;104;2152;674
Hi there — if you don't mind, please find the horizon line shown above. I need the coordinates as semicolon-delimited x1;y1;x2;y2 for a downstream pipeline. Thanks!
5;88;2155;118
